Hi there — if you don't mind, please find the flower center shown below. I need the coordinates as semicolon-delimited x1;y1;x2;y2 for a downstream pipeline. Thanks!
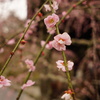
49;18;54;23
64;90;74;94
61;62;65;66
58;39;65;44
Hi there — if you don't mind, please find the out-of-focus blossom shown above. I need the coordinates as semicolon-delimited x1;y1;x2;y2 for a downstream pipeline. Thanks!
30;21;38;30
25;19;37;31
56;60;74;72
26;29;33;35
21;80;35;89
36;16;41;21
44;13;59;28
0;76;11;88
19;44;25;50
82;1;87;5
62;11;66;16
44;0;59;12
61;93;73;100
46;41;53;49
25;59;36;72
24;19;30;27
44;4;51;11
41;40;53;50
52;0;59;11
7;39;15;45
24;19;35;28
20;33;29;40
55;0;61;4
41;40;45;47
67;61;74;71
52;32;72;51
62;11;70;19
0;48;4;53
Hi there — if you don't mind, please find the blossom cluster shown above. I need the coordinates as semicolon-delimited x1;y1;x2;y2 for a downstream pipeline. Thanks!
20;19;38;40
43;3;74;99
21;59;36;90
44;0;59;12
0;0;76;100
41;32;72;51
56;60;74;72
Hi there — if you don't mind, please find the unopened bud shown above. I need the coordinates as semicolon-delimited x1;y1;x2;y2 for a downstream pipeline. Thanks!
38;12;43;17
41;52;45;56
73;4;76;8
20;40;27;45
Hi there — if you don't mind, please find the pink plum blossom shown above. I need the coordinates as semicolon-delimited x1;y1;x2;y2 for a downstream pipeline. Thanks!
30;21;38;30
21;80;35;89
52;32;72;51
44;13;59;28
24;33;30;39
0;48;4;53
7;39;15;45
62;11;70;19
0;76;11;88
56;60;74;72
25;19;37;31
56;60;66;71
44;1;58;12
19;33;29;40
41;40;53;49
61;93;73;100
25;19;34;28
52;0;59;11
44;4;51;11
54;32;72;45
26;29;33;35
41;40;45;47
24;19;30;27
25;59;36;72
46;41;53;49
67;61;74;71
62;11;66;16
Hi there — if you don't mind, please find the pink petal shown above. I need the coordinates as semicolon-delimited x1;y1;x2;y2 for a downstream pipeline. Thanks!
29;66;36;72
41;40;45;47
44;4;51;11
68;61;74;71
21;80;35;89
7;39;15;45
52;40;66;51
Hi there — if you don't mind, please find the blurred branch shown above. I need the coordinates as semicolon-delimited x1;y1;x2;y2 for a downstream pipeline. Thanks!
90;5;100;100
0;30;23;48
72;39;100;46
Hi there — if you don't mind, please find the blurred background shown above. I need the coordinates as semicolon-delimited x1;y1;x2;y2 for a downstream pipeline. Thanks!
0;0;100;100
